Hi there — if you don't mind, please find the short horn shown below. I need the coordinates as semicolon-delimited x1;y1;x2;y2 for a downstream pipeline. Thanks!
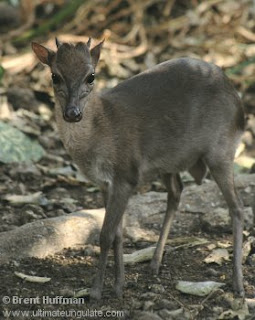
55;37;62;48
87;37;92;48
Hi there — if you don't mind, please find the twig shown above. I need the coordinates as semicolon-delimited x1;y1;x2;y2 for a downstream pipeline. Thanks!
12;0;85;44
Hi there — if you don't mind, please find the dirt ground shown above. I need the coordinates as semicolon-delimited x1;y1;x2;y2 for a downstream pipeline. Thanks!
0;152;254;319
0;236;253;320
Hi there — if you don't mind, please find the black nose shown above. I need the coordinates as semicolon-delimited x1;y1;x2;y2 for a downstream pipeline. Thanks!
63;107;82;122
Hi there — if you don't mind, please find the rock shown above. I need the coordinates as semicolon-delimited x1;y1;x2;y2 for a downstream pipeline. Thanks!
0;121;45;164
200;206;254;233
125;226;157;242
125;175;255;239
20;204;46;224
125;192;200;237
140;292;158;300
183;174;255;211
9;163;42;179
247;115;255;136
155;299;178;310
59;287;74;297
150;284;165;294
243;207;254;230
7;87;39;111
247;254;255;266
125;192;167;225
133;311;163;320
206;268;221;277
83;245;100;257
176;280;225;296
218;300;249;320
242;131;253;147
158;309;175;320
237;175;255;207
0;209;105;263
73;288;90;298
246;298;255;312
47;187;78;212
212;306;224;317
243;236;255;263
204;248;230;265
131;298;143;309
200;207;231;233
143;300;155;311
4;192;47;207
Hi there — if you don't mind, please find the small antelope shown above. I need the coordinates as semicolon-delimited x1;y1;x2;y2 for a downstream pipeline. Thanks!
32;37;245;300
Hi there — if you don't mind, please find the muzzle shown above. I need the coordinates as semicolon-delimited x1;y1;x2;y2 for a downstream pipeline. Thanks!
63;106;82;122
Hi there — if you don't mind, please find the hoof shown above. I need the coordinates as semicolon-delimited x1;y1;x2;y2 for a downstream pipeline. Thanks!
150;260;160;275
90;287;102;301
233;281;245;298
234;288;245;299
114;283;123;299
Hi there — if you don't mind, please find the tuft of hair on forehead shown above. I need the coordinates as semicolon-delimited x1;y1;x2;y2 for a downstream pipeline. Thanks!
75;42;90;55
56;42;91;65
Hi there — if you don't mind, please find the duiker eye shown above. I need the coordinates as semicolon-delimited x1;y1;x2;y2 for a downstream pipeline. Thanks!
51;73;61;85
87;73;95;84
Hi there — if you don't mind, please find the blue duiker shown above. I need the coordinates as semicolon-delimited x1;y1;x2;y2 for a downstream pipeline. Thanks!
32;38;245;300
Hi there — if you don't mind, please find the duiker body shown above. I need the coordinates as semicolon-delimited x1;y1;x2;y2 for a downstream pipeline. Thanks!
32;38;245;300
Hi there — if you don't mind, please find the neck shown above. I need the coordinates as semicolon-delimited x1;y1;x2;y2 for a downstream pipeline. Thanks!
54;90;116;185
54;91;101;152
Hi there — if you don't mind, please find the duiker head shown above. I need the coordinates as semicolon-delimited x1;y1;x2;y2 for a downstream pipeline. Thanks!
32;38;103;122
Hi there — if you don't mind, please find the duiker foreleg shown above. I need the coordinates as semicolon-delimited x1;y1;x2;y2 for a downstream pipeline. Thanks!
90;181;133;300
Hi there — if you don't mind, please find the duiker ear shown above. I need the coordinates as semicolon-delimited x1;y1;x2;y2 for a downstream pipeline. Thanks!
90;39;104;67
31;42;55;66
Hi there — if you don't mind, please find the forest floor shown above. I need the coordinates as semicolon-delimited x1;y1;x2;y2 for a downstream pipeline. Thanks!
1;1;255;319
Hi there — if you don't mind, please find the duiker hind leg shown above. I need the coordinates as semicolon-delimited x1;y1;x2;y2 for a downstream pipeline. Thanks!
150;173;183;274
205;156;244;296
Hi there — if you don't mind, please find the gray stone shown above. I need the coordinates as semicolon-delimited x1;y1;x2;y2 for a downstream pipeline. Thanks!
200;206;254;232
131;298;143;309
143;300;155;311
247;254;255;266
155;298;178;310
243;207;254;230
125;192;167;224
150;283;166;294
200;207;231;232
158;309;175;319
140;292;158;300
